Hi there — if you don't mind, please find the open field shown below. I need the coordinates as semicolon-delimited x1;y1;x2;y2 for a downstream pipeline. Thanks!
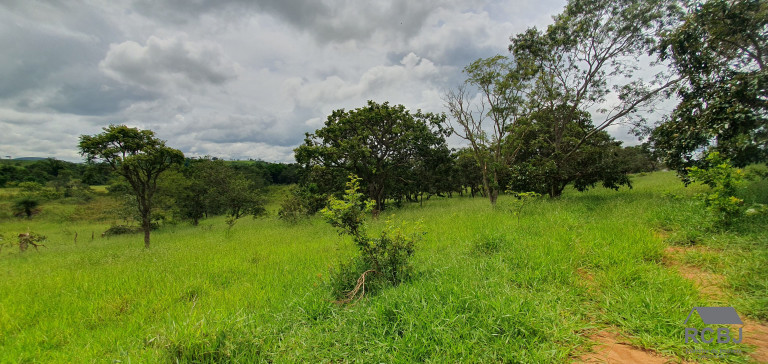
0;172;766;362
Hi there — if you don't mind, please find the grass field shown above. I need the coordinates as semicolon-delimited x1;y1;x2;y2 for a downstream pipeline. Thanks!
0;172;766;362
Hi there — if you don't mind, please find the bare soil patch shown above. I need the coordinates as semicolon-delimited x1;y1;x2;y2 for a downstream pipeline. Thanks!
742;319;768;363
663;246;726;301
576;330;677;363
664;245;768;363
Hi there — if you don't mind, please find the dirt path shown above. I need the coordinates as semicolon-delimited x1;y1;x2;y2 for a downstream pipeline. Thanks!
577;330;675;363
664;245;768;363
574;244;768;363
573;268;683;363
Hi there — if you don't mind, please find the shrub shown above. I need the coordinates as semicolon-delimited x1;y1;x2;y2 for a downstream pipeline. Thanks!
277;187;309;224
12;197;40;218
18;232;46;252
103;225;143;236
687;152;746;226
500;190;541;224
321;175;422;302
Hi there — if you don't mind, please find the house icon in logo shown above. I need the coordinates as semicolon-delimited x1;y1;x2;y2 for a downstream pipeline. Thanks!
684;306;743;325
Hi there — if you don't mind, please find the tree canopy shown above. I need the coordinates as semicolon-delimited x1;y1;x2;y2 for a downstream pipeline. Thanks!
79;125;184;248
650;0;767;174
295;101;450;211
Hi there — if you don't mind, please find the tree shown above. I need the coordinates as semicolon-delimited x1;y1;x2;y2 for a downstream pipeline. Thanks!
454;148;484;197
174;158;266;225
507;105;631;197
445;55;532;205
616;144;660;173
650;0;767;174
79;125;184;248
508;0;682;194
295;101;449;211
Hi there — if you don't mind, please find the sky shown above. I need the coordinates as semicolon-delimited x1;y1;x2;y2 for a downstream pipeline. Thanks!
1;0;649;163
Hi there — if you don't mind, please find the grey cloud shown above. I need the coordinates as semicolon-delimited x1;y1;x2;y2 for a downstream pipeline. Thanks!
131;0;457;43
100;35;238;90
1;0;584;163
185;114;309;147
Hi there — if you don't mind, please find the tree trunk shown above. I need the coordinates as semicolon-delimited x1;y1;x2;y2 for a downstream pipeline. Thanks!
548;181;566;198
142;217;151;249
480;162;495;205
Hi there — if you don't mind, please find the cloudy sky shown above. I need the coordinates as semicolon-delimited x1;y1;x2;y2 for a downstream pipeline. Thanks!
0;0;648;163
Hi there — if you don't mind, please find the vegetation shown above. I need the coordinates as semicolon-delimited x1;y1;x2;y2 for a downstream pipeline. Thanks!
650;0;767;173
295;100;451;211
445;55;530;205
1;0;765;362
0;172;766;362
80;125;185;248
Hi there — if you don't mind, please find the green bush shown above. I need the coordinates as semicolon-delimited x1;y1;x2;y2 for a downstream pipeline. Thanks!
687;152;746;226
277;187;309;224
12;197;40;218
103;225;143;236
321;175;422;302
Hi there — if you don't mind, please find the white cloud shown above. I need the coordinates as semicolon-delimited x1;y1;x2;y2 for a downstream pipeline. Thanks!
0;0;595;163
100;34;239;90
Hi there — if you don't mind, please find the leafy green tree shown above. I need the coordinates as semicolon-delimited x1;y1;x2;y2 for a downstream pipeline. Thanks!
507;105;631;197
295;101;449;211
508;0;681;192
445;55;532;205
454;148;484;197
173;158;266;225
616;144;660;174
79;125;184;248
650;0;767;173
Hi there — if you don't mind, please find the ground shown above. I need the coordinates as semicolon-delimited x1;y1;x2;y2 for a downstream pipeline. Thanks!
0;171;766;362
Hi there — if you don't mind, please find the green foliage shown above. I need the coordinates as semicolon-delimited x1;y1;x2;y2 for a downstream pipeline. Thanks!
361;219;421;286
687;152;747;226
0;158;112;187
79;125;184;248
506;105;632;197
12;196;40;218
445;55;531;205
17;181;43;193
651;0;767;173
322;175;421;300
277;186;309;224
320;175;374;239
503;0;679;198
296;100;450;211
103;225;144;237
2;172;768;361
500;191;541;224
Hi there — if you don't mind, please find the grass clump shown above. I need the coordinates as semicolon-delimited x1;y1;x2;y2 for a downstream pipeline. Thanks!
471;232;507;255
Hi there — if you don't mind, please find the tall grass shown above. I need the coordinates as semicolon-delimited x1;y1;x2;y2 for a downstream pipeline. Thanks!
0;171;764;362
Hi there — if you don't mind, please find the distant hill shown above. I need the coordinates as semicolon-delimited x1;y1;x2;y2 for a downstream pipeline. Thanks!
10;157;47;161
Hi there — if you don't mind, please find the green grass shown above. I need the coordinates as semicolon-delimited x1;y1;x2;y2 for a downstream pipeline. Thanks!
0;172;765;362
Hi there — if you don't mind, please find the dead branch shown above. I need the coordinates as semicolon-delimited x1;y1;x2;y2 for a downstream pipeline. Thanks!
334;269;378;305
